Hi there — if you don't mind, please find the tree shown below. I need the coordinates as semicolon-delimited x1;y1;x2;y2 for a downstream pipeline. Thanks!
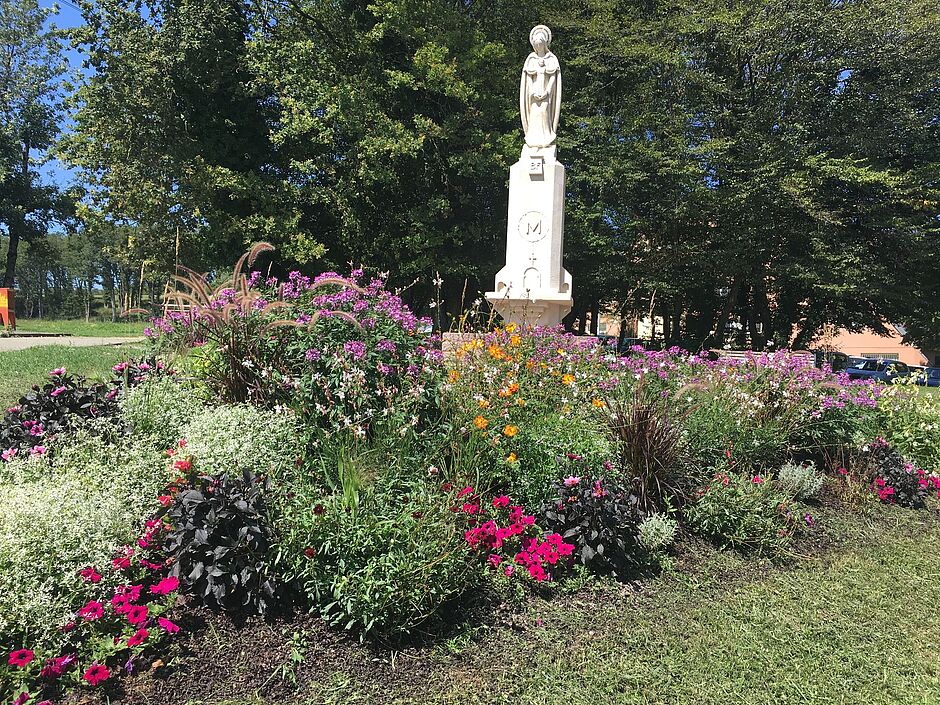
0;0;67;287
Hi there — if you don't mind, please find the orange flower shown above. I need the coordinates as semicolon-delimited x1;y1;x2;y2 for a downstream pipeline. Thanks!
448;370;460;383
562;373;575;385
498;387;511;398
508;382;520;394
503;425;518;438
478;399;490;409
510;334;521;346
592;398;605;408
506;452;518;463
487;343;505;360
473;415;489;430
526;360;536;370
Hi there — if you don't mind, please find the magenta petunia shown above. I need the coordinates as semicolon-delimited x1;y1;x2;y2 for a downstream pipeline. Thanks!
50;367;66;376
158;617;180;634
78;600;104;621
79;566;102;583
83;663;110;686
8;649;34;667
150;576;180;596
126;605;149;626
127;628;149;647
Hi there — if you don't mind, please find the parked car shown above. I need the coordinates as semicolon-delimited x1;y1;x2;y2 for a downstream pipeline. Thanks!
913;367;940;388
845;358;912;383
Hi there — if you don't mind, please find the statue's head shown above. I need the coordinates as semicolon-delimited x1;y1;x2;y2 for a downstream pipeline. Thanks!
529;25;551;55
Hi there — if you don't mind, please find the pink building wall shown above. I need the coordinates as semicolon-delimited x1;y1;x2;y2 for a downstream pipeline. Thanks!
815;326;930;366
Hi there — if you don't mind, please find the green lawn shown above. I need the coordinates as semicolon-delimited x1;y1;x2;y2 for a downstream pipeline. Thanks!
436;507;940;705
0;344;142;406
13;318;147;337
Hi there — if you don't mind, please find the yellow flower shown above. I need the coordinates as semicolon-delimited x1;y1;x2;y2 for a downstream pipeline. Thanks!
448;370;460;383
510;334;521;346
505;322;517;333
506;452;518;463
592;398;605;408
477;399;490;409
562;373;575;385
526;360;536;370
503;424;518;438
473;415;489;430
516;398;526;406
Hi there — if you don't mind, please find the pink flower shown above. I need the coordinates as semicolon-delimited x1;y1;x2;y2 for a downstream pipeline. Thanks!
457;486;474;498
503;565;514;577
126;605;149;626
150;576;180;595
50;386;67;397
492;495;510;508
127;628;149;647
8;649;34;667
158;617;180;634
83;663;110;686
751;475;764;484
29;445;47;456
12;692;29;705
50;367;66;376
563;476;581;487
487;554;503;567
1;448;17;462
78;600;104;621
461;503;479;515
804;513;815;526
79;566;102;583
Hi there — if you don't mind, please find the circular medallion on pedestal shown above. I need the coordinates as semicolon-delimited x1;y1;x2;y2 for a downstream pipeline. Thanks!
518;210;549;242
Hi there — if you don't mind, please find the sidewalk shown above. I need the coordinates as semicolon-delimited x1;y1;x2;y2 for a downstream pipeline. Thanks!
0;336;144;351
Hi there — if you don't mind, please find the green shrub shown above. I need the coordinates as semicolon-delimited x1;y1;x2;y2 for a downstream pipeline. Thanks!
0;430;166;651
637;513;679;552
684;470;797;554
181;404;303;478
122;376;203;447
776;461;824;500
877;386;940;471
273;457;477;641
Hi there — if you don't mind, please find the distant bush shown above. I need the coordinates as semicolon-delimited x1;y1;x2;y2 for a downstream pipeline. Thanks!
776;461;824;500
685;470;797;554
877;386;940;472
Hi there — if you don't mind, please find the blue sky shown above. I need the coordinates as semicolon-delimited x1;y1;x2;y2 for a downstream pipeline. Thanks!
38;0;87;189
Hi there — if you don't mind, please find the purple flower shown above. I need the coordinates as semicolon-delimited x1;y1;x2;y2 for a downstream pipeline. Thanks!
343;341;367;360
376;339;397;354
304;349;321;362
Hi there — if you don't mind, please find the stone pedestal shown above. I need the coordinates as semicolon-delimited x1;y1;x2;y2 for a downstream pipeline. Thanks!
485;145;573;327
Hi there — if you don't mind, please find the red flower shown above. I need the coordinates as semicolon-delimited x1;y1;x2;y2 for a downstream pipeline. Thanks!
111;594;134;614
158;495;173;507
126;605;149;626
112;555;131;570
150;576;180;596
492;495;510;508
127;628;149;647
173;458;191;472
158;617;180;634
78;600;104;621
312;503;325;515
83;663;110;686
441;482;453;492
8;649;34;667
79;566;102;583
304;547;316;558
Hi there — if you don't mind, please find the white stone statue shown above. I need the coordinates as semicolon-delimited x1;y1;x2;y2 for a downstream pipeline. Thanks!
519;24;561;149
486;24;573;328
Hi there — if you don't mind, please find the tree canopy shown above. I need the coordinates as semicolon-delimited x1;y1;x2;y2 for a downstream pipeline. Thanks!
3;0;938;347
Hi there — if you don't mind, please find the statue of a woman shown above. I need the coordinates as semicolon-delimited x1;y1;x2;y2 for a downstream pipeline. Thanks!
519;25;561;149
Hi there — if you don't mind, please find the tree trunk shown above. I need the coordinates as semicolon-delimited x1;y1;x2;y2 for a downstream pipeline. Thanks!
589;299;599;336
2;138;31;288
710;277;740;350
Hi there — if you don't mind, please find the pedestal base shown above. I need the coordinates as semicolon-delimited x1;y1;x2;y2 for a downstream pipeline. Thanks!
485;291;573;328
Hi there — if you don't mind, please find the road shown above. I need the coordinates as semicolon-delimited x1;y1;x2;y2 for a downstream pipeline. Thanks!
0;336;144;352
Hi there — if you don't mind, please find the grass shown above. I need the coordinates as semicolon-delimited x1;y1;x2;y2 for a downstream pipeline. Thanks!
0;344;142;405
12;318;146;337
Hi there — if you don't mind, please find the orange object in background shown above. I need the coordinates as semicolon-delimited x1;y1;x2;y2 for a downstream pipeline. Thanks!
0;288;15;330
